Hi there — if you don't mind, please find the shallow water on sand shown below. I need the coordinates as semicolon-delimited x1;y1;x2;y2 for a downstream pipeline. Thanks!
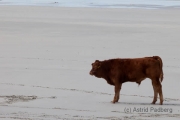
1;0;180;9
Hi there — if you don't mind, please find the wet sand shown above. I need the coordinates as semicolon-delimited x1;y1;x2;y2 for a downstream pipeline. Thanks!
0;6;180;119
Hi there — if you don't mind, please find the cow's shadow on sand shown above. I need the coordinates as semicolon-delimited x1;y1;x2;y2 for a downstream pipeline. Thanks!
101;101;180;106
113;102;180;106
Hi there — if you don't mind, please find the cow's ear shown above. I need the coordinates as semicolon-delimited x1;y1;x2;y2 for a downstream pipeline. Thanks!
95;60;100;63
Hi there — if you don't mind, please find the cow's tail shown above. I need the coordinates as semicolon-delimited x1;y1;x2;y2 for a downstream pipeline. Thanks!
153;56;163;83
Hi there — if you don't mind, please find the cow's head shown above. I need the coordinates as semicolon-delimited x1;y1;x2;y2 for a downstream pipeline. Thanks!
90;60;102;77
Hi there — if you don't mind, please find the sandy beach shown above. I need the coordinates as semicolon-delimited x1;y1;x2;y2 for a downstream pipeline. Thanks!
0;6;180;119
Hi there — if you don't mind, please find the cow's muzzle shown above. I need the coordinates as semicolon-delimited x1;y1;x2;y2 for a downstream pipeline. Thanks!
89;71;94;75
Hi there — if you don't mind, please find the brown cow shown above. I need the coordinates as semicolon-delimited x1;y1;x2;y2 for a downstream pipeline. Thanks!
89;56;163;105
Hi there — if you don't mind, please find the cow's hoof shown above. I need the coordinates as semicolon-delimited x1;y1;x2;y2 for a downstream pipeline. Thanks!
151;100;157;104
151;102;156;104
111;101;115;104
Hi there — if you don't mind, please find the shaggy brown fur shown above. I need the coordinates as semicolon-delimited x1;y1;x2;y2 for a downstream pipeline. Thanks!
90;56;163;105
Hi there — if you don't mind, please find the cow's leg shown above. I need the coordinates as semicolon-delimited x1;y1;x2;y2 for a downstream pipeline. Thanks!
157;81;163;105
152;78;163;105
151;81;158;104
112;83;122;103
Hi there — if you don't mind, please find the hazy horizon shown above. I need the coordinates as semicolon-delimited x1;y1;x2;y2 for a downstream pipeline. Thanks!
1;0;180;9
